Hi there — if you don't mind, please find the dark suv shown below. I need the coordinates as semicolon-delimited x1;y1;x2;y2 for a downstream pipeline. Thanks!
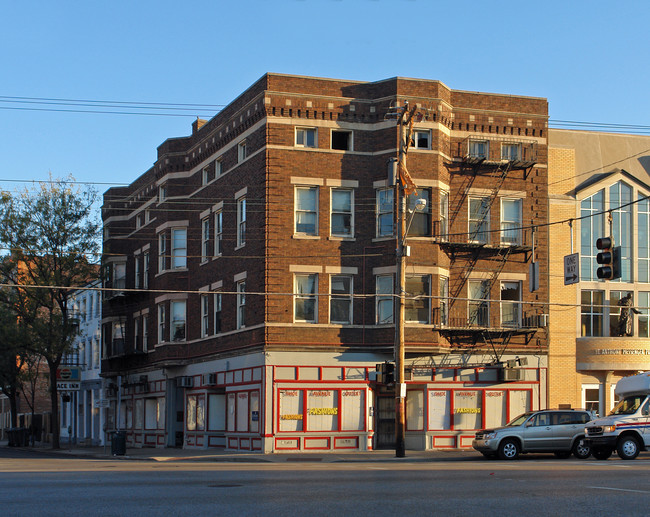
472;409;593;460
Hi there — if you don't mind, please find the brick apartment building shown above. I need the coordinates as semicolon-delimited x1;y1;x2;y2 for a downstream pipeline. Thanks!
101;73;549;452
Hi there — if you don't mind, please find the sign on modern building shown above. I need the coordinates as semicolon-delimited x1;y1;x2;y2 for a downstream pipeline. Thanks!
564;253;579;285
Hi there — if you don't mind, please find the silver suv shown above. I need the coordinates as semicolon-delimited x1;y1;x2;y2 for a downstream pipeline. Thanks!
472;409;593;460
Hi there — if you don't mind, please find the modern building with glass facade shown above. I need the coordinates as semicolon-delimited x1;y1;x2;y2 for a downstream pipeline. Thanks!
548;129;650;415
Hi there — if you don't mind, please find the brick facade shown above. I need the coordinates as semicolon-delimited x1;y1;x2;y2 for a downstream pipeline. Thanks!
102;74;549;451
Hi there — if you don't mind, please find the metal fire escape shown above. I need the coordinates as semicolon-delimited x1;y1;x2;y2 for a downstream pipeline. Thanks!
435;135;540;362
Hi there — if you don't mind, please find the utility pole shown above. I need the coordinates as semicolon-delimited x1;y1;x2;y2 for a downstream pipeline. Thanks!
394;102;418;458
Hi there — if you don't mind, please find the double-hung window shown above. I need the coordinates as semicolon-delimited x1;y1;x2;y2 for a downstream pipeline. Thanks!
331;188;353;237
405;275;431;324
215;158;222;177
158;304;166;343
202;166;210;185
468;139;488;160
214;292;222;333
143;252;149;289
238;140;247;162
296;127;317;148
134;256;141;289
237;282;246;329
295;186;318;236
294;274;318;323
469;280;489;326
469;197;490;244
439;190;449;241
501;198;522;245
376;275;393;324
330;275;352;325
142;315;148;350
158;234;167;272
201;217;210;262
171;300;186;341
172;228;187;269
201;294;209;338
501;143;521;161
113;263;126;290
500;281;522;327
376;188;394;237
439;276;449;326
410;129;431;149
214;210;223;256
237;197;246;247
407;189;431;237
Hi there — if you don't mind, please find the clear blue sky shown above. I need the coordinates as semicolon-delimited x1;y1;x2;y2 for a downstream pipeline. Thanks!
1;0;648;196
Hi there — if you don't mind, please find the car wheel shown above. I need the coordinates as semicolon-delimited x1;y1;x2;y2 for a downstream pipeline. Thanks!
572;438;591;459
617;436;640;460
554;451;571;459
592;447;613;460
498;439;519;460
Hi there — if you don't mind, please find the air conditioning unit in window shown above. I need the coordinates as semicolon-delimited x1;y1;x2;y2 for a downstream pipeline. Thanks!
500;368;524;382
203;373;217;386
178;376;194;388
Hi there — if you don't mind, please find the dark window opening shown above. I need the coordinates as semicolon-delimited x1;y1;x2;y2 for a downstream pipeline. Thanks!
332;130;351;151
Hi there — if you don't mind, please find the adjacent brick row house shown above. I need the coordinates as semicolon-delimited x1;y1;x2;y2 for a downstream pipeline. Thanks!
101;74;549;452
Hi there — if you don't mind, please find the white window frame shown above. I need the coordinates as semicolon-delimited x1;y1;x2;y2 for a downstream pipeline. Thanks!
237;281;246;329
500;281;522;328
331;129;353;151
468;139;489;160
294;273;318;323
330;274;353;325
143;252;149;289
501;143;521;161
295;186;319;236
158;184;167;203
215;158;223;177
237;197;246;248
201;294;209;338
158;304;165;344
376;274;394;324
134;256;141;289
158;233;167;272
171;300;186;342
201;217;210;262
171;228;187;269
202;166;210;185
376;188;394;238
500;198;522;245
238;140;247;162
142;314;148;350
214;292;222;334
404;274;431;324
469;197;490;244
295;127;317;148
214;210;223;256
330;188;354;238
410;129;431;149
468;280;489;326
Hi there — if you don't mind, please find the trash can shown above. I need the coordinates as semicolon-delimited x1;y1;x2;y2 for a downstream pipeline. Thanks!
111;431;126;456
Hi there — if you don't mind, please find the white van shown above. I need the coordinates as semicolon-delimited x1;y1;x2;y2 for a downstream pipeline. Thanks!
585;372;650;460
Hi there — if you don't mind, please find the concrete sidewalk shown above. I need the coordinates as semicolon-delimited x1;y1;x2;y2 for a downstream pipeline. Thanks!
1;439;476;463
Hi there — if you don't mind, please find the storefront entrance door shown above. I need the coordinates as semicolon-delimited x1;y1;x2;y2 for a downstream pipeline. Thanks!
375;396;395;449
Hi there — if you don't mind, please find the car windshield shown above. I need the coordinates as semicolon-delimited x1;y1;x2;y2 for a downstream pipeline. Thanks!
610;395;647;415
506;412;532;426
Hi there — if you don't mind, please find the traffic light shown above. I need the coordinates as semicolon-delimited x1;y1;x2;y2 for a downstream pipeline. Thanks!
596;237;621;280
375;362;395;384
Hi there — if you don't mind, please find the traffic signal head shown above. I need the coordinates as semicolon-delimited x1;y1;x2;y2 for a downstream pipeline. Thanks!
375;362;395;384
596;237;621;280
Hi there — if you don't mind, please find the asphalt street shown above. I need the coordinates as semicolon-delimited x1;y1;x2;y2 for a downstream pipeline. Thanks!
2;446;650;516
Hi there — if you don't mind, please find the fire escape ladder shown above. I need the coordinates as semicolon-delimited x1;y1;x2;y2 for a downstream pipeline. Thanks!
448;167;476;231
481;329;515;364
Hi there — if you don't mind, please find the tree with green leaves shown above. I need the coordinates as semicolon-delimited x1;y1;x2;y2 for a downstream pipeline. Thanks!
0;176;100;448
0;300;24;430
